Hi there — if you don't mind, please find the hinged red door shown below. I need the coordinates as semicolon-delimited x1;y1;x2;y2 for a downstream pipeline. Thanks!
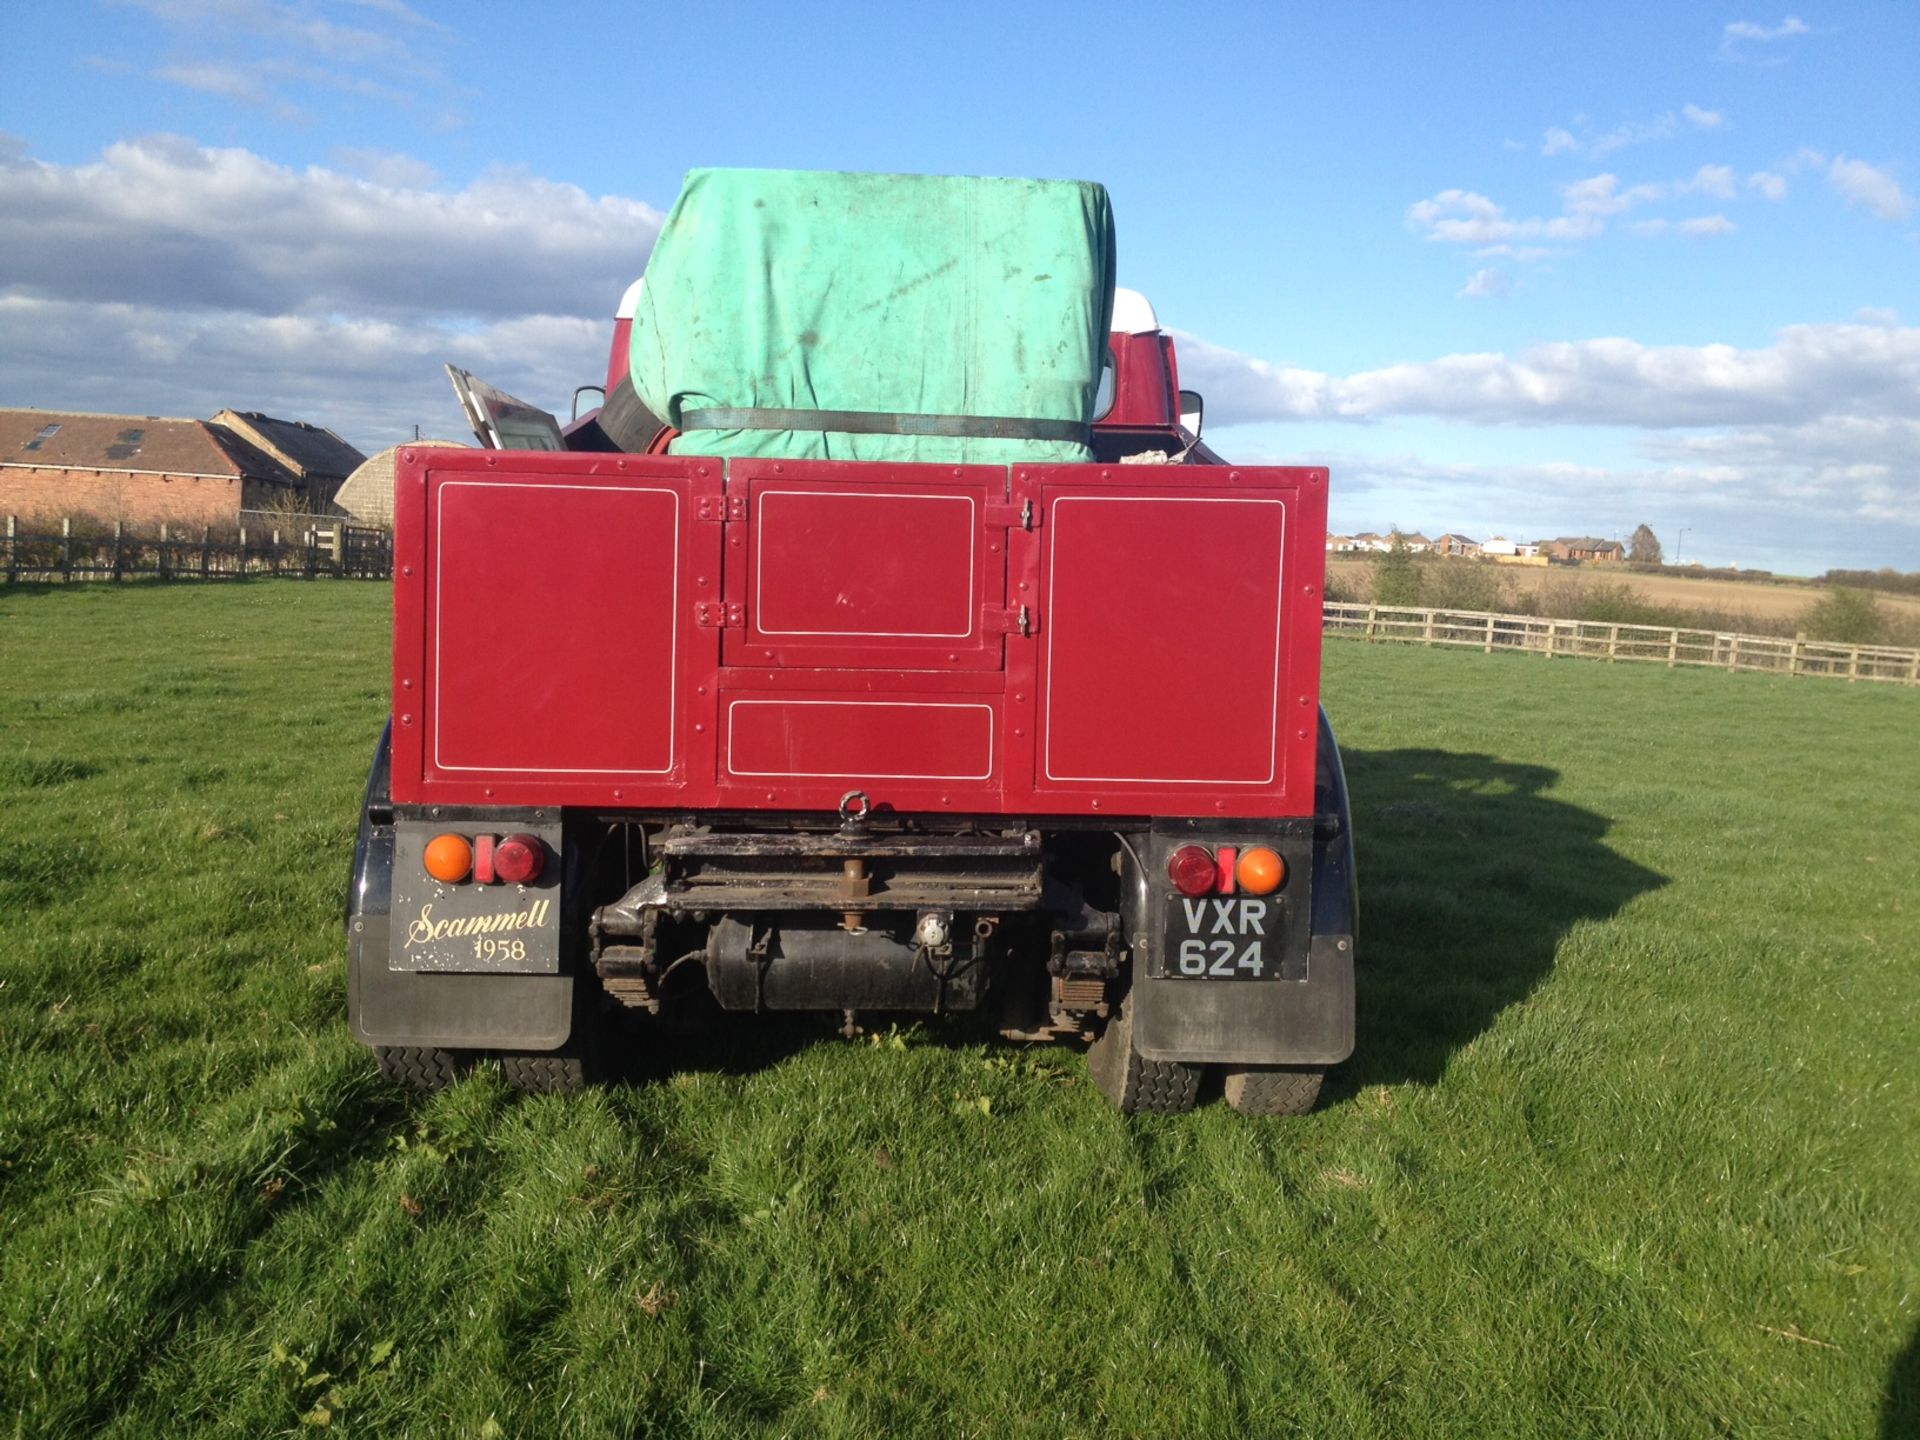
391;450;723;807
720;460;1020;672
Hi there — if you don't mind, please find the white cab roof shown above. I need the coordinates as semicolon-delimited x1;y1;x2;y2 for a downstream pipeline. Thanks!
1110;287;1160;335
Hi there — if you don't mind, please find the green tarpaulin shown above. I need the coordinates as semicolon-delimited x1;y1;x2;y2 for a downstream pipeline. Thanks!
629;168;1116;464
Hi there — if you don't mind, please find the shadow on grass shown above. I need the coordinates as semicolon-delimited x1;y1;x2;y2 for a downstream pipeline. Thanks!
1334;746;1667;1092
584;745;1667;1096
1887;1320;1920;1439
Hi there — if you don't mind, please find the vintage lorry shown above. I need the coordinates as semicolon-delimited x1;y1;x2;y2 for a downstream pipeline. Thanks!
346;169;1356;1115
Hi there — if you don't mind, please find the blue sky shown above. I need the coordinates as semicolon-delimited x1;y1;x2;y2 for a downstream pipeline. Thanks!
1;0;1915;572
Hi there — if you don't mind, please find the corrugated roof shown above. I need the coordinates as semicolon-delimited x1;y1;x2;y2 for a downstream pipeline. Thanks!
211;410;366;481
0;409;245;478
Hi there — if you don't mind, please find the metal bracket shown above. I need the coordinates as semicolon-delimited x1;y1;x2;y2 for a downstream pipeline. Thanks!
982;603;1037;638
696;495;747;523
695;601;746;628
984;498;1041;531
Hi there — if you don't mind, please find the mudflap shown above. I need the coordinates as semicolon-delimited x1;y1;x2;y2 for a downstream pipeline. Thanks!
1129;706;1357;1066
343;721;574;1053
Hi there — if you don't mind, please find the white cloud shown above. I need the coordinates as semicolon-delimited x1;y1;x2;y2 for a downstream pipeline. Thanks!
1723;16;1810;42
1458;268;1511;300
0;136;663;321
0;136;665;449
1173;320;1920;431
1827;156;1913;221
1678;214;1738;236
1681;164;1737;199
105;0;459;124
1748;171;1788;201
1539;105;1726;160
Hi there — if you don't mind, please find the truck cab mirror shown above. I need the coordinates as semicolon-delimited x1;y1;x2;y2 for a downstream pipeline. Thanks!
1178;389;1204;438
571;385;607;422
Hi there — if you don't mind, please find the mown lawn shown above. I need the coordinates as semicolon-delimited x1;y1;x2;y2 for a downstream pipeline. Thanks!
1;580;1915;1439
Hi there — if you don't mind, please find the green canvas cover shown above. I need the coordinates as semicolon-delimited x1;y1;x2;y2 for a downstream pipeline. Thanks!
629;168;1116;464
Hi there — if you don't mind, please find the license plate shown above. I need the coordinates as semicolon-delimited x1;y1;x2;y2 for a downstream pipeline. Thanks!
1162;895;1282;980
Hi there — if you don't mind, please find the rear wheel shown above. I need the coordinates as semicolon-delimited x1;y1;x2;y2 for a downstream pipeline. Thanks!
1221;1065;1323;1116
497;1051;588;1094
1086;997;1200;1115
375;1045;464;1092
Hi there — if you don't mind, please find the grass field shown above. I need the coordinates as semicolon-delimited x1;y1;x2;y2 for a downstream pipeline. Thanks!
2;580;1916;1439
1326;557;1920;630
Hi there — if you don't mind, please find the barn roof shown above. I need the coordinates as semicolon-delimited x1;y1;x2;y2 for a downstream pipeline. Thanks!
0;409;251;479
210;410;366;482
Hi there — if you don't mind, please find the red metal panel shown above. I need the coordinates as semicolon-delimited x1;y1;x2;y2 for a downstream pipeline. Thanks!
724;460;1008;672
390;450;722;807
725;697;997;783
1024;463;1328;818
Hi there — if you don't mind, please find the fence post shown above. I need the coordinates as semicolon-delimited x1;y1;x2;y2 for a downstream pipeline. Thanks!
1365;605;1378;641
199;526;210;578
1727;635;1741;673
1545;620;1557;659
61;516;72;581
239;526;248;576
1484;614;1495;653
1423;609;1435;647
1789;638;1802;678
1667;628;1679;667
111;520;123;581
1608;624;1620;662
4;515;14;585
1909;651;1919;687
305;528;317;579
1848;647;1860;683
160;522;171;579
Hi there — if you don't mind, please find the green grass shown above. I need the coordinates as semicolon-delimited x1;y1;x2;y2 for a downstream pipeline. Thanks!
2;580;1916;1439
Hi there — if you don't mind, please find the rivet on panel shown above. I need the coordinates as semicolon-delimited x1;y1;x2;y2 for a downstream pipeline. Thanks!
695;723;705;733
1297;728;1311;741
613;789;623;800
401;714;414;726
1091;799;1101;810
402;566;413;578
402;678;413;690
484;788;494;798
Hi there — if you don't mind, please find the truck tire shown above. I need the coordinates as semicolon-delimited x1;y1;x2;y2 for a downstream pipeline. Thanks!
1221;1065;1323;1117
497;1052;587;1094
1086;1000;1200;1115
375;1045;464;1092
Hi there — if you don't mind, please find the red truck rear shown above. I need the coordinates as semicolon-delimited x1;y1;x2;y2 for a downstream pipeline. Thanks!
346;172;1356;1115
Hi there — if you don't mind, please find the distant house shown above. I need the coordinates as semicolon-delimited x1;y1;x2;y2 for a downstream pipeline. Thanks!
1351;531;1391;553
1325;533;1356;553
211;410;366;514
0;409;324;529
1434;533;1481;557
1397;532;1432;553
1545;536;1625;563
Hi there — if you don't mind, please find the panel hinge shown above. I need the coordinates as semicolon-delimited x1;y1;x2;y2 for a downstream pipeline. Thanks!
696;601;746;628
984;498;1041;531
982;603;1037;638
696;495;747;523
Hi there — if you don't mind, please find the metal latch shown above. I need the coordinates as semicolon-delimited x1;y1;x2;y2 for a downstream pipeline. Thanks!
984;498;1042;531
695;601;746;628
696;495;747;522
982;603;1036;638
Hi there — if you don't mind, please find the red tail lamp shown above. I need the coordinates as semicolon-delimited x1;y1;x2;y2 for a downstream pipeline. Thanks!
493;833;546;886
1236;846;1286;895
423;833;472;884
1167;845;1217;897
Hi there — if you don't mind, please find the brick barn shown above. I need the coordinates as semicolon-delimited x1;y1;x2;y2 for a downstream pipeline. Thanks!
0;409;365;529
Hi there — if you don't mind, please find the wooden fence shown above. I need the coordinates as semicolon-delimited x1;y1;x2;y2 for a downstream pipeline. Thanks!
3;515;392;583
1324;601;1920;686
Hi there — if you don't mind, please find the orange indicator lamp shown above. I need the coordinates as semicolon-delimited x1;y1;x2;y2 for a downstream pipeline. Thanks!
1236;846;1286;895
423;833;473;884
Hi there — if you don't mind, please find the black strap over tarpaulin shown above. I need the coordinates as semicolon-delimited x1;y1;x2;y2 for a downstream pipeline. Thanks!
680;407;1090;445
